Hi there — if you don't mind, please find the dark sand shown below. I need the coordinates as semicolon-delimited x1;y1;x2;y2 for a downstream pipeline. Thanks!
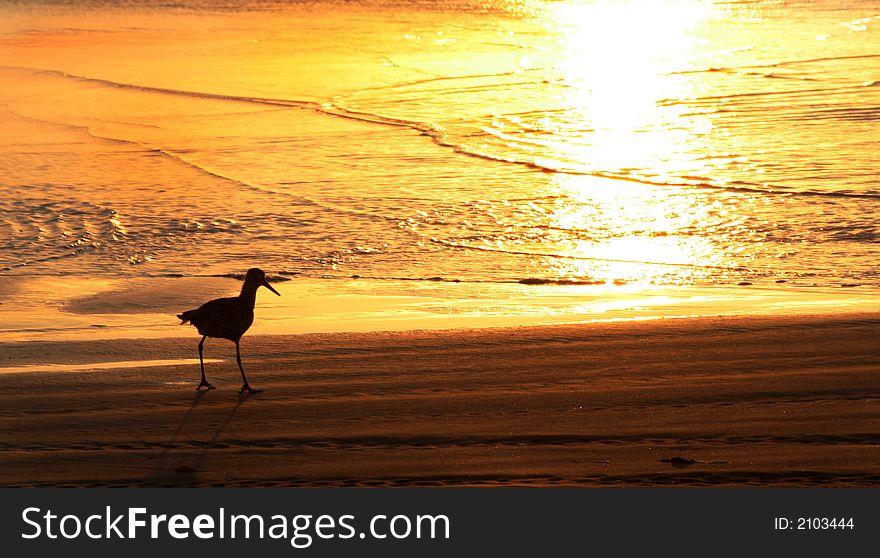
0;313;878;486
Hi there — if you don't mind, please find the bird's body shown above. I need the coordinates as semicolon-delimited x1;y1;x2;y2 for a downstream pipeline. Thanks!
177;268;280;393
179;294;255;341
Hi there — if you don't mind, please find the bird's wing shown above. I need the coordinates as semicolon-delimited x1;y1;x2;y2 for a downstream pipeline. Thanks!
179;297;237;326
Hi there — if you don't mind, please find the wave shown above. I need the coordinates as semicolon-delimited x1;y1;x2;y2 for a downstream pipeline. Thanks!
11;65;322;110
209;272;293;282
428;237;753;271
677;180;880;200
669;53;880;75
2;103;420;236
771;53;880;68
670;67;819;82
350;275;610;286
5;65;880;204
657;84;868;107
103;271;626;287
516;277;606;286
0;193;124;272
0;250;90;273
797;106;880;122
343;65;547;95
1;268;603;287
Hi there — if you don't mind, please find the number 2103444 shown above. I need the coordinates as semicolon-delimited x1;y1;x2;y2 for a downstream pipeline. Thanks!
774;517;854;530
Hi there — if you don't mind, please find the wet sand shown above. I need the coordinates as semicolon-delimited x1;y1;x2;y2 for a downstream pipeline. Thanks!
1;313;878;486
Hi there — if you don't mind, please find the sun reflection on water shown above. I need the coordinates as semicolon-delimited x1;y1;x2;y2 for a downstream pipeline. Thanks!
543;174;731;286
534;0;732;286
546;0;716;176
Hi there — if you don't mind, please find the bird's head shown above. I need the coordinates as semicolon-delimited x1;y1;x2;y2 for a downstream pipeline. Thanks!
246;268;281;296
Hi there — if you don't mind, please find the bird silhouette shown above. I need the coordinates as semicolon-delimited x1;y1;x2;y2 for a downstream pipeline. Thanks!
177;268;280;393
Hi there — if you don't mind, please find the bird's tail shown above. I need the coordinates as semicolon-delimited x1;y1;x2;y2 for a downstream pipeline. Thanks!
177;309;195;325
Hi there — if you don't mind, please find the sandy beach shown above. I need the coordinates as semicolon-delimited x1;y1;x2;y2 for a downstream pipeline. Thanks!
1;313;877;487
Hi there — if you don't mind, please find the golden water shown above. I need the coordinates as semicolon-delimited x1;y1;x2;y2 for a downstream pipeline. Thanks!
1;0;878;335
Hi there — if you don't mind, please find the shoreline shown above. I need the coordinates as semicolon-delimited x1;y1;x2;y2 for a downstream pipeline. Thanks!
1;312;878;486
1;274;877;343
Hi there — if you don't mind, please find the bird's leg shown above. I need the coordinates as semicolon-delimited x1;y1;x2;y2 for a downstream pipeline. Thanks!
236;340;262;394
196;335;215;390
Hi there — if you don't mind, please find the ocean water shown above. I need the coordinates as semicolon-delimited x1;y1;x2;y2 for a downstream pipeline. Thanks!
1;0;879;297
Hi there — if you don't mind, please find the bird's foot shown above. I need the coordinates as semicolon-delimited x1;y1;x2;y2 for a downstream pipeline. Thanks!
240;383;262;394
196;380;216;390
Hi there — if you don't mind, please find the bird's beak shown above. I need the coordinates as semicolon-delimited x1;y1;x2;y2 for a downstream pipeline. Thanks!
262;279;281;296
